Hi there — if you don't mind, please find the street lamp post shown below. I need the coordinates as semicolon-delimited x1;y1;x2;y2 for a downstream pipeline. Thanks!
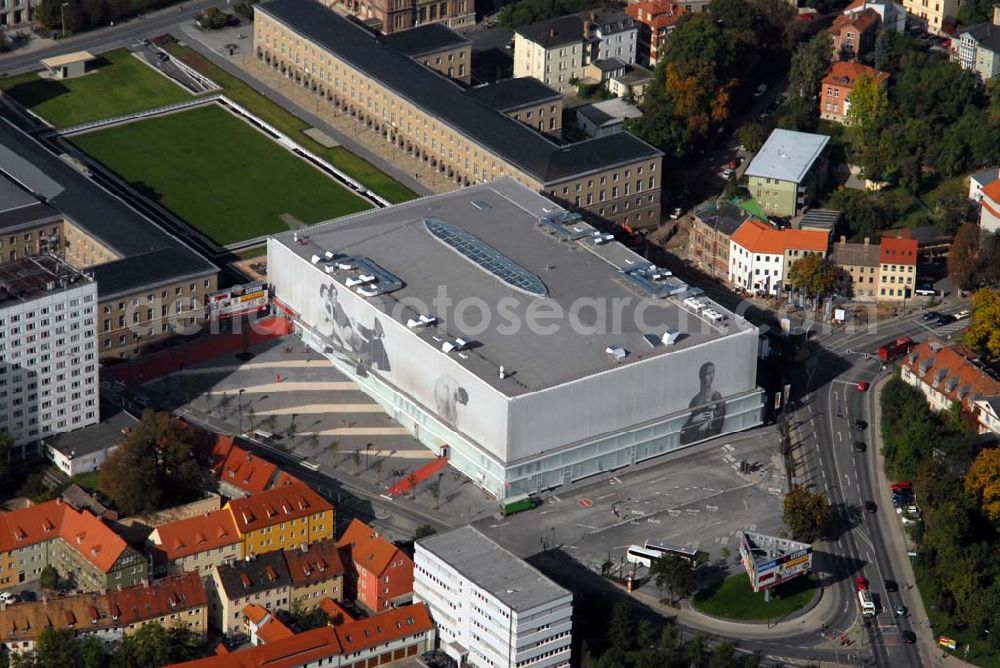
61;2;69;38
237;388;246;435
365;442;372;473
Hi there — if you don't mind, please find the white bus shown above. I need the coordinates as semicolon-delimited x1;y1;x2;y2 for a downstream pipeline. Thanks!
858;589;876;617
644;542;699;565
625;545;661;568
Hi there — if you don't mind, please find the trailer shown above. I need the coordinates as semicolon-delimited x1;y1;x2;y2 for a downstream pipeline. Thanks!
501;493;536;517
878;336;914;362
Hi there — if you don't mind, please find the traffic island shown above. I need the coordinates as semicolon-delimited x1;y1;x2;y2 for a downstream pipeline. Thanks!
692;573;820;622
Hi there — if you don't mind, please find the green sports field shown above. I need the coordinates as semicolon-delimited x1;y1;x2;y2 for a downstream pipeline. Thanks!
0;49;193;128
71;104;371;245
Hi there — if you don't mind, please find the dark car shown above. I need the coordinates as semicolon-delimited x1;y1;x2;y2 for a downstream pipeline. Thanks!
895;604;908;617
854;441;867;452
884;580;899;592
854;420;868;430
922;311;939;321
902;630;917;644
936;314;956;326
19;590;37;602
865;501;878;513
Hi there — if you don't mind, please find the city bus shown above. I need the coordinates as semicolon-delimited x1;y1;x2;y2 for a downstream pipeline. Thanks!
644;542;699;564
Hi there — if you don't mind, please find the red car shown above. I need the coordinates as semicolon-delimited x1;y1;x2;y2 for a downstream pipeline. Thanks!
727;158;741;169
857;381;870;392
890;482;912;491
855;577;869;591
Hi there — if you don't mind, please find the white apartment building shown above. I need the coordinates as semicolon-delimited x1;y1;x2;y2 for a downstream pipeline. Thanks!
414;526;573;668
514;15;585;93
0;256;99;460
586;9;638;65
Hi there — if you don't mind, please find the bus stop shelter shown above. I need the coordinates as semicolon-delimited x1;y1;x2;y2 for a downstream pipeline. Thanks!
40;51;96;79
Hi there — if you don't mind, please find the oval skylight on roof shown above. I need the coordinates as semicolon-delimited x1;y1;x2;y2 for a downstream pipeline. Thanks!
424;218;547;296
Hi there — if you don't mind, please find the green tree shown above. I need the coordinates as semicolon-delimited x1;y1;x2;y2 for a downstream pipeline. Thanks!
686;634;709;667
949;223;981;291
286;599;332;630
783;485;831;541
959;0;994;25
80;636;105;668
606;602;634;652
873;29;891;71
709;640;737;668
651;555;697;603
414;524;437;539
27;628;79;668
782;32;832;131
352;449;362;475
846;73;889;167
428;479;442;510
788;253;839;296
39;564;59;591
738;122;768;153
966;288;1000;358
328;440;340;468
637;618;656;648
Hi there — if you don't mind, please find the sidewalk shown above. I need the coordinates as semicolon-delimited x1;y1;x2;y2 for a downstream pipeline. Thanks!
869;376;975;668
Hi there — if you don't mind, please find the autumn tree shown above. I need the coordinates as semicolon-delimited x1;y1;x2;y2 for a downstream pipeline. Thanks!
651;555;697;603
788;253;839;296
738;122;768;153
965;448;1000;521
783;485;831;541
949;223;981;290
966;288;1000;359
847;73;889;130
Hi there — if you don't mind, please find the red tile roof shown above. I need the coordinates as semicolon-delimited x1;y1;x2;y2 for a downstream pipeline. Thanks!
150;509;242;561
0;499;67;555
256;616;294;644
284;538;345;586
822;61;889;88
981;178;1000;208
106;572;207;626
318;598;355;626
879;236;918;264
226;481;333;533
829;8;879;34
58;506;129;573
215;444;278;496
731;219;829;255
336;519;407;578
333;604;432;655
625;0;685;29
903;339;1000;409
242;603;269;626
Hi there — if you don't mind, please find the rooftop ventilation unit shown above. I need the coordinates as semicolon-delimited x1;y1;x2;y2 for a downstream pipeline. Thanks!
662;328;681;345
643;334;663;349
471;200;492;211
591;232;615;246
605;345;627;361
442;338;471;353
407;314;438;329
538;211;593;240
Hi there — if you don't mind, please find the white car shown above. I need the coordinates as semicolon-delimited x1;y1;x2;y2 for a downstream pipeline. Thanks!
722;168;735;180
755;84;768;97
0;592;17;604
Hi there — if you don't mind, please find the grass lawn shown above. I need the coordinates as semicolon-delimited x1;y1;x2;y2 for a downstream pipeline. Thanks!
158;38;418;204
692;573;818;621
0;49;192;128
71;105;370;245
69;470;101;493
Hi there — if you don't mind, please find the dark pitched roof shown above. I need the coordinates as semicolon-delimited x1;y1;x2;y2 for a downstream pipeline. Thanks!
961;21;1000;52
87;247;215;299
515;15;584;47
216;551;292;599
381;23;470;57
258;0;661;185
0;119;217;298
692;200;752;237
463;78;562;112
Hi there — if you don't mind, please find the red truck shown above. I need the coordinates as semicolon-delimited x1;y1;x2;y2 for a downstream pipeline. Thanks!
878;336;914;362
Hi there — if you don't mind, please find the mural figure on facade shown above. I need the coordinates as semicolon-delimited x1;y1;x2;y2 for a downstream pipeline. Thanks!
679;361;726;445
434;375;469;426
318;282;391;376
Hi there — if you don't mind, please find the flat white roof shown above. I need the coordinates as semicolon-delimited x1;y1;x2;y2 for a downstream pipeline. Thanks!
40;50;97;69
745;129;830;184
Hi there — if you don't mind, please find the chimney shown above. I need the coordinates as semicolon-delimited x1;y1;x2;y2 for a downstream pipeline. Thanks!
549;27;556;38
584;20;591;36
993;3;1000;26
840;235;846;243
863;237;870;245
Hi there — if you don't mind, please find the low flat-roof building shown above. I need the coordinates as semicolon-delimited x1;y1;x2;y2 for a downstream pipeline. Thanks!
44;401;138;477
608;64;655;103
40;51;97;79
414;526;572;668
267;179;764;498
576;98;642;138
746;129;830;218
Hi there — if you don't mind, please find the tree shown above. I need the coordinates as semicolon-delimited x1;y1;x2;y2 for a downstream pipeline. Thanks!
788;253;839;296
328;440;340;468
709;640;737;668
306;432;320;455
216;392;233;413
428;479;442;510
873;29;891;71
959;0;994;25
39;565;59;591
949;223;981;290
286;600;332;631
407;472;419;499
783;32;833;131
20;628;79;668
783;485;831;541
738;123;768;153
245;405;256;433
606;602;634;652
651;555;697;603
846;73;889;164
414;524;437;539
965;447;1000;521
112;622;202;667
966;289;1000;358
372;457;384;485
686;634;709;667
352;449;362;475
637;618;656;649
79;636;106;668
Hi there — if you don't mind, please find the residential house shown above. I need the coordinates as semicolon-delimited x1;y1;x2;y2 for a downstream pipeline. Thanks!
53;505;148;593
319;598;356;625
878;235;918;301
382;23;471;84
688;200;756;279
225;480;335;558
745;129;830;218
969;167;1000;202
242;604;294;646
463;78;563;136
337;519;413;614
0;573;207;655
576;98;643;138
843;0;906;32
210;436;279;499
513;16;586;93
626;0;685;67
608;65;655;102
105;572;209;638
728;220;829;296
952;7;1000;80
973;396;1000;434
210;551;292;634
829;9;880;61
414;526;572;668
901;340;1000;420
820;62;890;124
284;538;345;608
0;499;70;587
584;9;638;65
147;508;242;576
163;603;435;668
679;0;710;14
584;57;629;83
979;178;1000;233
323;0;474;35
44;404;137;477
799;209;843;235
831;236;880;299
900;0;958;34
878;226;952;260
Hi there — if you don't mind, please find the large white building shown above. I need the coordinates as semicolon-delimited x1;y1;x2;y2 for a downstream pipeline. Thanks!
414;526;572;668
0;255;99;460
586;9;638;65
513;16;586;93
267;179;764;498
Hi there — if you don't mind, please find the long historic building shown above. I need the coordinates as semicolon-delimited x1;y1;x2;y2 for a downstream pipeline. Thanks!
254;0;665;229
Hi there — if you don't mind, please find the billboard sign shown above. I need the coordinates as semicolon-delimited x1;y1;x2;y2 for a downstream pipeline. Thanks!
208;282;270;320
738;531;813;592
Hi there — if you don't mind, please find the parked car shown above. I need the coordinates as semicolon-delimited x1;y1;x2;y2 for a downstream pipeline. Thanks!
936;314;956;326
921;311;939;321
857;381;870;391
902;631;917;644
727;158;741;169
854;441;867;453
854;420;867;430
669;207;683;220
865;501;878;513
722;168;735;180
884;580;899;592
0;592;17;604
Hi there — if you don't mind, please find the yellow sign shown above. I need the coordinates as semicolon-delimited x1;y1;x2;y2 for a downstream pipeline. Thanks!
938;637;957;651
785;554;810;569
239;290;266;302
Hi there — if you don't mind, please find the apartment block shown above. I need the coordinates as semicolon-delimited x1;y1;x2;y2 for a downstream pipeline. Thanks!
626;0;685;67
514;15;585;93
901;340;1000;418
414;526;572;668
147;508;243;577
688;200;755;279
728;220;828;297
831;236;880;299
255;0;664;230
820;61;889;124
953;10;1000;80
746;129;830;218
584;9;638;65
284;538;346;607
901;0;958;34
210;551;292;633
829;8;879;61
337;519;413;614
225;481;335;558
325;0;473;34
878;235;918;301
